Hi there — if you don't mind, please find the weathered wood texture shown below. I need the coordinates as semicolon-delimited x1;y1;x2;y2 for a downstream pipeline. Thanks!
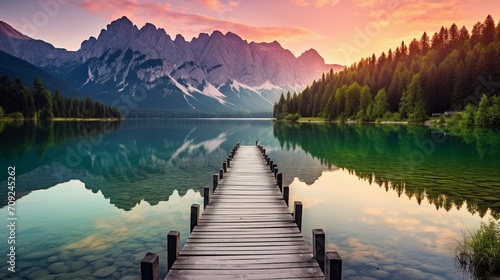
166;146;323;279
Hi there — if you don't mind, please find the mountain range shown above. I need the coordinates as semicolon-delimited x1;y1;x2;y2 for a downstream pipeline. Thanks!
0;16;343;116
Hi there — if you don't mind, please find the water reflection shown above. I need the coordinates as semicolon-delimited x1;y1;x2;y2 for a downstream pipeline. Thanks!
290;168;490;280
273;122;500;219
0;119;275;210
0;120;499;280
0;120;121;159
0;180;203;279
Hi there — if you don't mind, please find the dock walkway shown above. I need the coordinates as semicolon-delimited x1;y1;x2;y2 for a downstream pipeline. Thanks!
165;145;324;279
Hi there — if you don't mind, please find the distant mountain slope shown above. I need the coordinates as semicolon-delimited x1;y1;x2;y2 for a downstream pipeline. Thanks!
0;17;344;115
0;50;78;96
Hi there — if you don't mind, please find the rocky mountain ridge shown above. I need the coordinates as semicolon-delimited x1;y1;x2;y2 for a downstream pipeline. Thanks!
0;17;344;115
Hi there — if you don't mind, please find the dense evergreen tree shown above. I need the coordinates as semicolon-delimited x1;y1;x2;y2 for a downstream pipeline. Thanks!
0;76;121;120
372;89;390;119
274;15;500;127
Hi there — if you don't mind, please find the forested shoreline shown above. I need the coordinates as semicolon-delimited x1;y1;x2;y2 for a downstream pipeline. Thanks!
274;15;500;128
0;76;121;120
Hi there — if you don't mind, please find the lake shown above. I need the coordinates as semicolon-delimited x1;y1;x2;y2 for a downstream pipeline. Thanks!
0;119;499;280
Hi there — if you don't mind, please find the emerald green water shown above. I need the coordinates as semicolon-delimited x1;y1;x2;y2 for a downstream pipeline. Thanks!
0;120;499;279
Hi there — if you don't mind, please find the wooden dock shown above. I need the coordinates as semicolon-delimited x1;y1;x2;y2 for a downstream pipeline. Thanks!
141;144;341;280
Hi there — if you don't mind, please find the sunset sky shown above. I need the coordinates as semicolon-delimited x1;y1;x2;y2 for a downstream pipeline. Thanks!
1;0;498;65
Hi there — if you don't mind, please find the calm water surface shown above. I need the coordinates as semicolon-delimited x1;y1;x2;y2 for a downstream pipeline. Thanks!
0;120;499;280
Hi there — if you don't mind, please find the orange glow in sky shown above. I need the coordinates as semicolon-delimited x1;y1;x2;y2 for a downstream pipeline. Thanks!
1;0;498;65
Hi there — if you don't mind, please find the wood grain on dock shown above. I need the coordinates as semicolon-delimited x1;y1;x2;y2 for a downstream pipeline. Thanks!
165;145;324;279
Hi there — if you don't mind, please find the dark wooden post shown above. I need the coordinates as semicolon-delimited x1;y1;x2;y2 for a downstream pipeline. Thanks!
324;252;342;280
274;167;278;178
294;201;303;232
190;204;200;233
219;169;224;180
203;187;209;209
167;231;180;271
223;161;227;173
262;148;266;155
256;141;258;146
266;158;270;165
269;161;273;171
141;252;159;280
227;157;231;168
277;173;283;192
213;174;218;192
283;186;289;206
313;229;325;272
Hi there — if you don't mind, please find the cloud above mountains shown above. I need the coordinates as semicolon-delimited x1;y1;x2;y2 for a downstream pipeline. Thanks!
78;0;320;43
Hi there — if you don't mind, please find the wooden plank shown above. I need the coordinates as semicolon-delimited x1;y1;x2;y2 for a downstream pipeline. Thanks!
179;249;315;256
186;238;305;243
199;213;293;218
201;210;292;215
192;228;301;233
184;240;307;246
196;221;296;226
173;254;315;269
188;233;304;238
166;267;323;277
199;217;293;222
182;246;310;253
173;254;317;262
172;261;320;270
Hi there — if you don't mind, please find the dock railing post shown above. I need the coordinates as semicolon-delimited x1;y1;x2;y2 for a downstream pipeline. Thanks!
213;174;218;192
141;252;159;280
219;169;224;180
294;201;303;232
190;204;200;233
274;167;278;178
227;157;231;168
223;161;227;173
167;231;180;271
277;173;283;192
283;186;289;206
324;252;342;280
313;229;325;272
204;187;210;209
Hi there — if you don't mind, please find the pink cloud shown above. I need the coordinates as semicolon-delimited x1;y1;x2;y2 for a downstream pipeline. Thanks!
290;0;340;7
394;0;466;23
352;0;467;26
196;0;240;11
77;0;319;43
351;0;383;8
